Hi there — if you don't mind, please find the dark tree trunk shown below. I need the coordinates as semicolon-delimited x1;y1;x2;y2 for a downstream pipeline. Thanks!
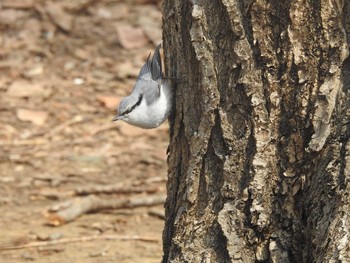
162;0;350;262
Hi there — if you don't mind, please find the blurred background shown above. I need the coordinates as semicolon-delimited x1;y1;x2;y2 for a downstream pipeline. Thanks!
0;0;168;262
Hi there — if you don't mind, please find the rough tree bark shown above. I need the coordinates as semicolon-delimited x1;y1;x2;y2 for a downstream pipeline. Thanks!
162;0;350;262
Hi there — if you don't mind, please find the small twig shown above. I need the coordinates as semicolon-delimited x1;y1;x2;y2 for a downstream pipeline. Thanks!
148;209;165;220
75;184;159;195
46;194;166;225
0;234;158;251
74;176;166;196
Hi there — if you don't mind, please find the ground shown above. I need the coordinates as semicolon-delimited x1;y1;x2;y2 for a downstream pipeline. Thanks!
0;1;168;262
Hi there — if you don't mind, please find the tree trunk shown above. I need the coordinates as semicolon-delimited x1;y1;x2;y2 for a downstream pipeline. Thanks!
162;0;350;262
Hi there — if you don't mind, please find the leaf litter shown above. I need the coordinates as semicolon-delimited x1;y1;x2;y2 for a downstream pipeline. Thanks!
0;1;166;262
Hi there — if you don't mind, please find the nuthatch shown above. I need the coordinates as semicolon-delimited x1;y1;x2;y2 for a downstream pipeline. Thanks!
113;44;172;129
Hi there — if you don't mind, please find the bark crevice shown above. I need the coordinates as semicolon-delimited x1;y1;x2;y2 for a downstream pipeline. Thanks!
163;0;350;262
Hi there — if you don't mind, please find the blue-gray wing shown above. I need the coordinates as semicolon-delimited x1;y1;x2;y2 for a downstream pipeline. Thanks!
136;79;160;105
131;44;162;104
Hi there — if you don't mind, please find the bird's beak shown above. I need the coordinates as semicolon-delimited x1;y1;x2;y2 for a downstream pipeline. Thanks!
112;115;121;121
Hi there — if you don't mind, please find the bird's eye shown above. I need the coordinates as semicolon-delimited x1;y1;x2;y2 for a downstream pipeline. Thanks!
119;95;143;116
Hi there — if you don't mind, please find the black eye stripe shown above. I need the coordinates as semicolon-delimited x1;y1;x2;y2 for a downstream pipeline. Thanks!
120;95;143;116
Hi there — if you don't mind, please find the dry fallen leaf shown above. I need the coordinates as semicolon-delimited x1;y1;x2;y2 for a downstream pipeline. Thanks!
97;95;122;110
116;24;148;49
0;78;9;90
7;80;48;97
0;9;28;25
17;109;49;126
0;124;18;139
22;18;42;43
139;16;162;45
95;3;129;20
46;2;73;32
66;0;96;12
94;7;113;20
23;64;44;78
2;0;35;9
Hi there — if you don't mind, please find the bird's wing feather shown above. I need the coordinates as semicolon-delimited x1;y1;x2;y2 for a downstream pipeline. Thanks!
137;44;162;82
138;53;152;80
132;44;162;104
150;44;162;80
136;80;160;105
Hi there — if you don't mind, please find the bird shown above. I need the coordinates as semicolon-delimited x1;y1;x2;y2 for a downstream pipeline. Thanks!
112;44;172;129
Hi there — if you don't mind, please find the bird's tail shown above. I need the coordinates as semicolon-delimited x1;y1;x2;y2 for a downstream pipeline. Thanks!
138;44;163;81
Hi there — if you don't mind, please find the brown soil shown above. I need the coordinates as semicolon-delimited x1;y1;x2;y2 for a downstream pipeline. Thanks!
0;1;167;262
